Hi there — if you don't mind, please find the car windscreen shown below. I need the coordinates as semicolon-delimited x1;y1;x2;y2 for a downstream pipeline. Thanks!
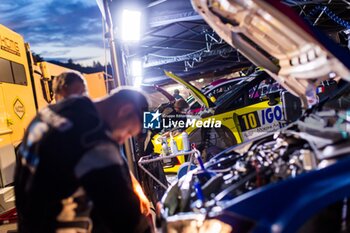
215;79;249;105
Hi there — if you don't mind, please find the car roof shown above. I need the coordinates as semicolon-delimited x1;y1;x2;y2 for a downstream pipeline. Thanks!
203;77;245;95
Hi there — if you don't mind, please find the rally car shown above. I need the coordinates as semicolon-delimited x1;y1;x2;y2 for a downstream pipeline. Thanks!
151;70;301;173
159;0;350;232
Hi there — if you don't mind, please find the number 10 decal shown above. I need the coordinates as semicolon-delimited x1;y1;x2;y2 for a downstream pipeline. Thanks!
242;113;257;130
237;106;283;132
238;111;260;131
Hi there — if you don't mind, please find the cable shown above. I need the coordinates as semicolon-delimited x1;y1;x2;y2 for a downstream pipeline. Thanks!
101;15;110;92
283;0;328;6
308;5;350;29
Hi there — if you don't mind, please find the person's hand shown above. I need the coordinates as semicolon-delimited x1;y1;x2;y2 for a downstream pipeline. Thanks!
56;197;78;221
130;173;151;215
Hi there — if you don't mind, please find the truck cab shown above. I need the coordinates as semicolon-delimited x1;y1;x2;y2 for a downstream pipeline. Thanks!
0;24;38;186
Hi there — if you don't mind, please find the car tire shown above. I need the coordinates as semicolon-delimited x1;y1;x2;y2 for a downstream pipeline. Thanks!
201;126;237;161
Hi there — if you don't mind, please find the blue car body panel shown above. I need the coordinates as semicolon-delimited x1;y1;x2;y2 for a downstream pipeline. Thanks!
218;156;350;233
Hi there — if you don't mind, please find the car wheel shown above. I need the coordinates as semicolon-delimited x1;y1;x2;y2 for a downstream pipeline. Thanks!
201;126;237;161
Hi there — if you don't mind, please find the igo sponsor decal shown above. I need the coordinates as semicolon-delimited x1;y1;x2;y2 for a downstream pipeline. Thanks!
261;106;283;124
238;105;284;140
143;110;222;129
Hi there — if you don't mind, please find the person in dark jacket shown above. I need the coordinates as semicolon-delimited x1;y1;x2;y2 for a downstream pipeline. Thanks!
15;86;151;233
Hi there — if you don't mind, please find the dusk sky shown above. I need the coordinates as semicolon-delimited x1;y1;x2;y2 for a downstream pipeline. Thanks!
0;0;105;66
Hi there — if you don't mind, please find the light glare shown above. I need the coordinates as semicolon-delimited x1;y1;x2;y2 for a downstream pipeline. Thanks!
131;59;143;87
134;76;143;87
131;60;142;77
121;9;141;41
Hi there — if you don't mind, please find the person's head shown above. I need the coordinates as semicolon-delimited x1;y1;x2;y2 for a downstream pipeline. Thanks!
173;89;180;95
95;87;149;145
53;71;87;101
174;98;189;113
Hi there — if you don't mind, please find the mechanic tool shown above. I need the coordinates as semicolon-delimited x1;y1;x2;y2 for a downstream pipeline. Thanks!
193;180;205;206
192;143;206;171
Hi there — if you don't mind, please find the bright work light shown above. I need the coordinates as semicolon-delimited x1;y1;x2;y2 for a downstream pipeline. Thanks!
121;9;141;42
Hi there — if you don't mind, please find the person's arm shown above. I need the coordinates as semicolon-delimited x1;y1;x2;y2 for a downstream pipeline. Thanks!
75;143;150;233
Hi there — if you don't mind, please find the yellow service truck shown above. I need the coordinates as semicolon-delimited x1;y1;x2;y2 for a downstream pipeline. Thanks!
34;62;108;110
0;24;107;187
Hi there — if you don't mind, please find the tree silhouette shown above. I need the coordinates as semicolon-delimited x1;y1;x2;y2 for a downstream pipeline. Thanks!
32;53;44;63
32;50;111;74
49;59;112;74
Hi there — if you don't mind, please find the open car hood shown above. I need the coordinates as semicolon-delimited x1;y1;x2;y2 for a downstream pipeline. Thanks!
164;71;215;108
141;84;175;102
191;0;350;108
